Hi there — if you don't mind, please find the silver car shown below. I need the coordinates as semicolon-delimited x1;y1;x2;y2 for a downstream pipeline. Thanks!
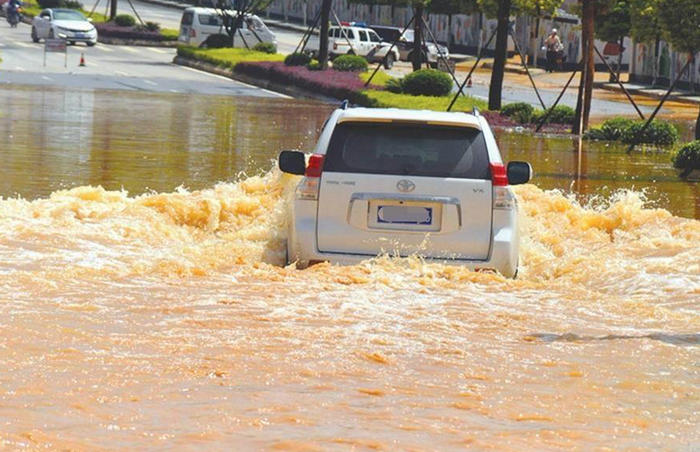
278;105;532;278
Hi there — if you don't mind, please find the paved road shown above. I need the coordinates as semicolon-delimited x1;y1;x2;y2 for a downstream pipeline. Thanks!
0;21;287;97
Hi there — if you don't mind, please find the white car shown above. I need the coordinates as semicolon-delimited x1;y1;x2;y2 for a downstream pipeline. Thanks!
306;25;401;69
278;105;532;278
31;8;97;46
178;7;276;49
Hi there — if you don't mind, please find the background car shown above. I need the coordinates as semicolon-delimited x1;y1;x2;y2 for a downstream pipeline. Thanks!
306;25;400;69
31;8;97;46
371;25;449;68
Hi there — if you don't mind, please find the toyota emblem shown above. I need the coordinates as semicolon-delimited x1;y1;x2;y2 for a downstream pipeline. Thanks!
396;179;416;192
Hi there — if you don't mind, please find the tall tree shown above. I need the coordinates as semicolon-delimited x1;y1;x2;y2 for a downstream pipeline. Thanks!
595;0;631;81
656;0;700;138
573;0;596;133
214;0;274;48
477;0;564;110
629;0;663;84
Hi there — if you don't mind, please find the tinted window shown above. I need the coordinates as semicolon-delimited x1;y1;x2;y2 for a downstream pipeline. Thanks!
373;27;399;42
181;11;194;26
53;10;85;20
368;31;381;42
338;28;354;39
358;30;368;41
198;14;222;26
324;122;490;179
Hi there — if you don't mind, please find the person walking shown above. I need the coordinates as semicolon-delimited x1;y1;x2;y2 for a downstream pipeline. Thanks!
545;29;562;72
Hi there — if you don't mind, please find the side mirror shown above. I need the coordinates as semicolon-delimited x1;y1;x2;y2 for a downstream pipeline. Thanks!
278;150;306;175
507;161;532;185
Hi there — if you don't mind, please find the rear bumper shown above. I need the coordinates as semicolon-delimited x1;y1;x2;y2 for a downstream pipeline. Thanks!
288;200;519;278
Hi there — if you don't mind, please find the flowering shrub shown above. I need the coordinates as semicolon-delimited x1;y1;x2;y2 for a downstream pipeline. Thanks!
235;61;382;104
96;22;176;41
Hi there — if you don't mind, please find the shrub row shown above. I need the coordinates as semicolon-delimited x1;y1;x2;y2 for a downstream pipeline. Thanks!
585;117;679;145
96;22;174;41
500;102;576;125
235;61;380;105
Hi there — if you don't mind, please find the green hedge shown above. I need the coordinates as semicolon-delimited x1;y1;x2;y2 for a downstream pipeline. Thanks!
672;140;700;171
114;14;136;27
402;69;453;96
500;102;534;123
284;52;311;66
332;54;368;72
253;42;277;54
621;120;679;146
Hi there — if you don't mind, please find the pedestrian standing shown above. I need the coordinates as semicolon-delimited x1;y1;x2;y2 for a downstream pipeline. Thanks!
545;29;562;72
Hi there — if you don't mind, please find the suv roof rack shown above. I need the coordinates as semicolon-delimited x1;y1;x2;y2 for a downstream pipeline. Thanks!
472;106;480;116
340;99;349;110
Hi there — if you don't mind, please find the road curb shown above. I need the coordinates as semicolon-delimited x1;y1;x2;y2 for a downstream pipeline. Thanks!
593;82;700;106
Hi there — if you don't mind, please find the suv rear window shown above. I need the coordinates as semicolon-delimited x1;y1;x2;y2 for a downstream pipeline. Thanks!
181;11;194;26
324;122;491;179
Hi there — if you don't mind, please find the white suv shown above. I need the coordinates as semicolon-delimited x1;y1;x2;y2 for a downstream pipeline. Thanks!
278;105;532;278
306;25;401;69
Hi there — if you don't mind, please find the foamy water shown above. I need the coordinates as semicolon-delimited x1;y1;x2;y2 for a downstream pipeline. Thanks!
0;170;697;449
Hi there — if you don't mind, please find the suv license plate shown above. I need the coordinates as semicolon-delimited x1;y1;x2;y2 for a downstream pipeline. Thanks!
377;205;432;225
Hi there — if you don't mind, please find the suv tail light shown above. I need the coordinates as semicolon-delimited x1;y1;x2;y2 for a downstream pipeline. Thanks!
490;162;516;210
189;28;196;37
489;162;508;186
296;154;324;201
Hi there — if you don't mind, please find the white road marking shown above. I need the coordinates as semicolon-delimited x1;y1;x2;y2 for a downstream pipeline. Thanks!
41;75;52;81
143;79;157;86
96;45;114;52
178;65;291;98
14;66;25;71
115;70;129;76
179;65;232;81
146;47;168;54
13;41;33;48
121;47;139;53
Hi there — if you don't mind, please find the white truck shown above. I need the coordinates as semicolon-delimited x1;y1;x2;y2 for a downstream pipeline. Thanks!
306;25;400;69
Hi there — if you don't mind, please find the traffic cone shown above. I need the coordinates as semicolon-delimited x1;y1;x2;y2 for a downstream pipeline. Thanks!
79;53;86;67
467;77;472;88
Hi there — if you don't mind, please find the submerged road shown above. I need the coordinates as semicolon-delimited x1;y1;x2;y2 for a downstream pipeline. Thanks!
0;21;287;97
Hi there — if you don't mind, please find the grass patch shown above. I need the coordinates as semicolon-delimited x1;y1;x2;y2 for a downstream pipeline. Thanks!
363;90;487;112
177;46;284;69
358;70;392;87
160;28;179;40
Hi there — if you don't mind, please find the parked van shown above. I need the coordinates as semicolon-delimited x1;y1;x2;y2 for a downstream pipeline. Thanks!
178;7;276;48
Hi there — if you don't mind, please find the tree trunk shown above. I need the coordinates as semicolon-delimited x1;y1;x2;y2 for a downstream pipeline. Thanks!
573;0;595;133
110;0;117;21
412;3;424;71
318;0;332;69
488;0;510;111
695;105;700;140
652;36;660;85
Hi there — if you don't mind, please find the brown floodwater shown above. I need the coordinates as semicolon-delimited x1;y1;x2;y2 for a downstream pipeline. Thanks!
0;85;698;449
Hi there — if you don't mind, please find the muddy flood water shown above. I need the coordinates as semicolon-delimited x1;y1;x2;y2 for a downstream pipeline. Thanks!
0;86;698;449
